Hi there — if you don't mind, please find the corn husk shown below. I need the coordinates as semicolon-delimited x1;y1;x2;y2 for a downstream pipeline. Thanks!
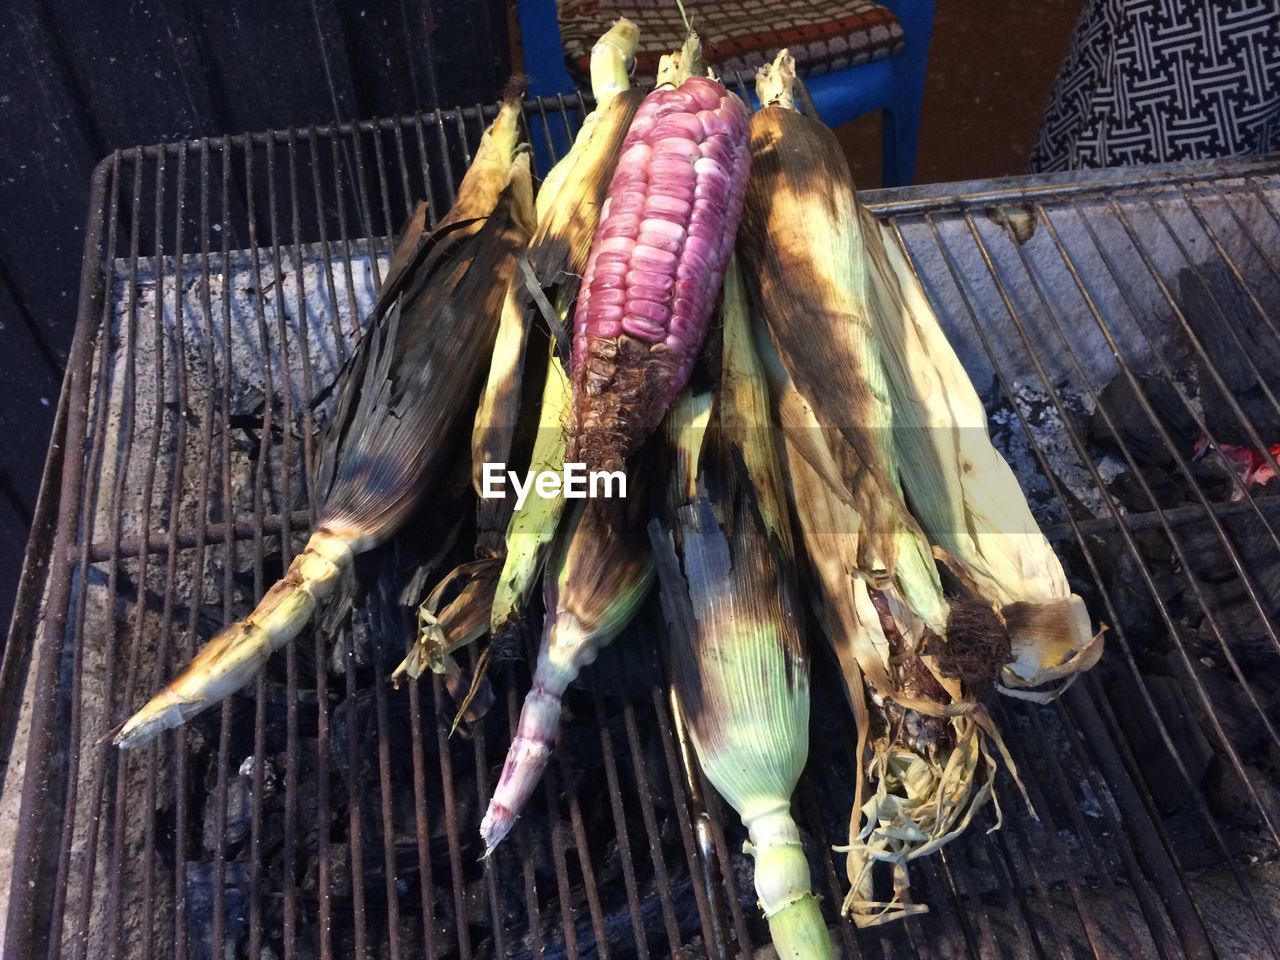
116;98;534;748
480;474;654;852
741;52;1025;927
393;558;501;681
649;261;834;959
472;20;642;554
488;343;573;642
485;21;644;639
737;55;948;638
860;211;1104;698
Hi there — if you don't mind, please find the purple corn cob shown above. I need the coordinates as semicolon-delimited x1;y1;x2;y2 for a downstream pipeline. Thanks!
570;74;750;471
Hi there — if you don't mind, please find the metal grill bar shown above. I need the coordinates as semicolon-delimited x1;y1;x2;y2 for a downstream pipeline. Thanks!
4;103;1280;960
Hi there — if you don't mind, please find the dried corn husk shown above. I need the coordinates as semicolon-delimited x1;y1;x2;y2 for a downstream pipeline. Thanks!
859;208;1103;698
116;98;534;748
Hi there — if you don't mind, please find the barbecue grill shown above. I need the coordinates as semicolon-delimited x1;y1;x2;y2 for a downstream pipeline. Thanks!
2;92;1279;959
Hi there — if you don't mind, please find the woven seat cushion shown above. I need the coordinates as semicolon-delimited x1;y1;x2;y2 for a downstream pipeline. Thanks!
558;0;903;81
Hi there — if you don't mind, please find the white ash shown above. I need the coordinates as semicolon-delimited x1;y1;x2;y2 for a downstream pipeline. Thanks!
988;381;1121;524
54;238;391;956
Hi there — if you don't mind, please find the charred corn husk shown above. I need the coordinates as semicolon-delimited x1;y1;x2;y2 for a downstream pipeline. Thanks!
473;20;642;554
480;479;654;853
742;52;1015;926
861;212;1103;697
736;54;948;638
650;265;832;959
116;97;535;748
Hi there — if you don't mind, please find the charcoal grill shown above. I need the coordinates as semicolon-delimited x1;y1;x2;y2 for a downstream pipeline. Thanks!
2;90;1280;959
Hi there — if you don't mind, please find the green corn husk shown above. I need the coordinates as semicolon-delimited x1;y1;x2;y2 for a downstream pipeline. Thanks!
649;260;834;959
489;344;573;641
485;20;644;639
472;19;642;555
116;97;535;748
859;209;1104;698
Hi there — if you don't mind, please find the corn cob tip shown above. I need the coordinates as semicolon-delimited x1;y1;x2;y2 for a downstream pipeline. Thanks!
479;801;517;855
589;19;641;101
114;688;193;748
596;18;640;65
755;49;797;109
656;29;705;87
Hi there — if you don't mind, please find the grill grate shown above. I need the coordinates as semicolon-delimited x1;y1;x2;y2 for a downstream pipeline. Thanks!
2;93;1279;959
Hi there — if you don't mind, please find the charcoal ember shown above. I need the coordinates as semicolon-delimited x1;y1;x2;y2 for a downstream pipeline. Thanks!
1195;580;1280;696
298;842;351;899
185;862;251;960
1090;374;1197;468
1179;514;1280;613
1159;806;1249;871
1204;755;1280;834
201;773;253;854
1104;671;1214;815
1106;464;1186;513
1177;265;1280;446
1109;547;1180;653
329;686;418;788
1169;649;1273;763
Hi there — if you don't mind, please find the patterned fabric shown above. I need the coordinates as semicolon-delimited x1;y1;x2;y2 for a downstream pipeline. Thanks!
1031;0;1280;171
558;0;903;81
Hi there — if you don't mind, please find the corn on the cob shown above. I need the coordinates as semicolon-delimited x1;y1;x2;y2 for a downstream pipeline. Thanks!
650;262;832;958
480;481;654;853
736;52;951;648
115;98;535;748
861;212;1103;697
569;31;751;472
395;21;640;686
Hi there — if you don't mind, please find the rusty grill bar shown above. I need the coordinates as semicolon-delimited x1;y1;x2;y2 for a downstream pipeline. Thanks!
2;95;1279;959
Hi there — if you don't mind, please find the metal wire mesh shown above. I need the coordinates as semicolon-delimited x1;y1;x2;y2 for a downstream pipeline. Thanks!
3;96;1279;960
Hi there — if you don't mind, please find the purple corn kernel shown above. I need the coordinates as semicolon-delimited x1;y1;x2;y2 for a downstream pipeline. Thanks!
570;74;750;471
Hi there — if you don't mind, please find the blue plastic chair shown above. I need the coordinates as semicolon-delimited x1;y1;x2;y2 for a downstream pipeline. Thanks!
515;0;935;186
